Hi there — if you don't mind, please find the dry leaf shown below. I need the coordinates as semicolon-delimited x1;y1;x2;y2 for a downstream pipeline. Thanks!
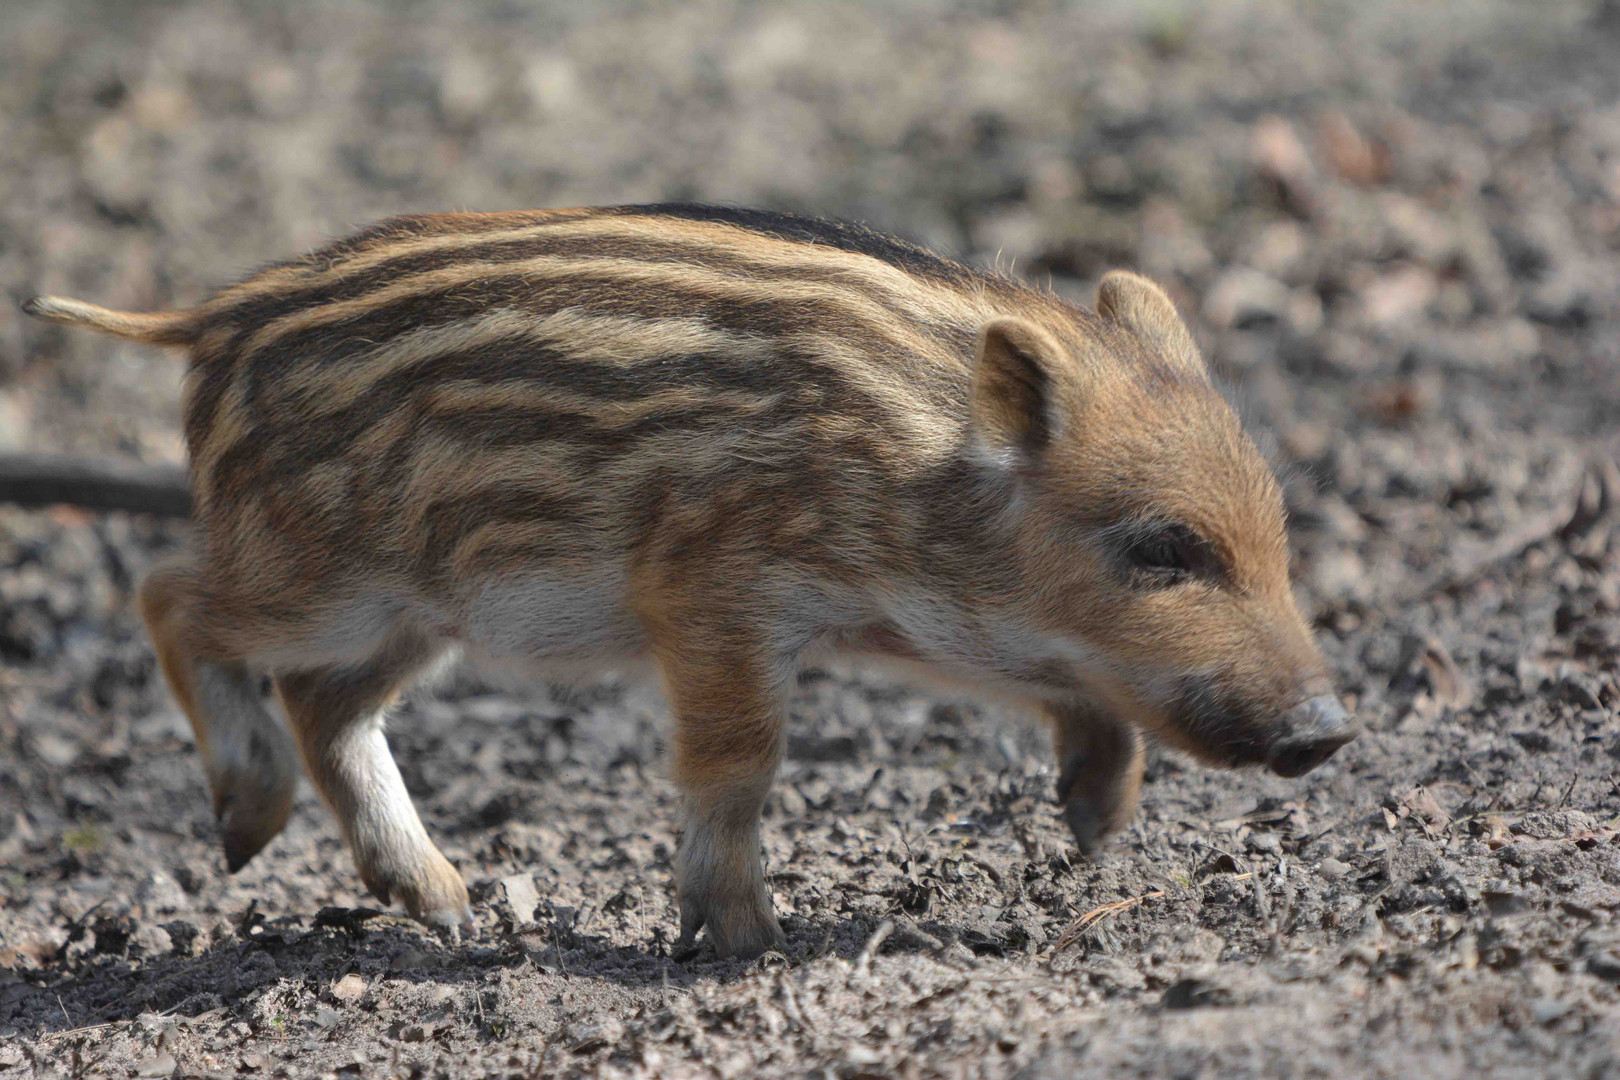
1252;114;1316;213
1318;109;1390;184
1397;786;1450;836
1393;634;1473;723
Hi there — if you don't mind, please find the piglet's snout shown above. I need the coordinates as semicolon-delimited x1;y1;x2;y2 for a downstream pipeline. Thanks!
1266;695;1358;778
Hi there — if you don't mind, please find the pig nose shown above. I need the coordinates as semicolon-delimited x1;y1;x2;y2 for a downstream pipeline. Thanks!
1267;695;1358;778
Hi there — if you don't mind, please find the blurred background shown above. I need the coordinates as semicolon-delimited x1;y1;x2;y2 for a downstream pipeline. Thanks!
1;2;1619;1072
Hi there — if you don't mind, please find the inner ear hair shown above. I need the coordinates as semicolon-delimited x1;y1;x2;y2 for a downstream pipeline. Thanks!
971;317;1063;462
1095;270;1206;379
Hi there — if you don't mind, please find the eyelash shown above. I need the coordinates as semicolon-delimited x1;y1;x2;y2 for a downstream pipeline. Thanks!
1121;523;1218;584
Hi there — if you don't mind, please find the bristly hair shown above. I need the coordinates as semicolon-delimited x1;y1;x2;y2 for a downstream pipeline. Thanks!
1210;370;1319;534
605;203;983;288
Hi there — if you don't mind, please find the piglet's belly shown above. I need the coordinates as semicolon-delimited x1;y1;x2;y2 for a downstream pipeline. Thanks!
454;571;647;663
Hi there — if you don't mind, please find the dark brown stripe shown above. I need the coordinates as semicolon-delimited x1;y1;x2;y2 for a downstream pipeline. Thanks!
207;206;1001;333
414;484;591;574
224;271;961;411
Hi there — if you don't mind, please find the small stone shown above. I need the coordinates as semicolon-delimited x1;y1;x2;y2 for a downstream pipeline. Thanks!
314;1006;342;1028
1252;114;1313;196
1317;858;1351;881
567;1016;624;1055
492;874;541;925
1161;977;1231;1010
1359;265;1437;325
778;785;807;816
842;1044;884;1067
162;921;202;957
239;1052;268;1071
398;1023;429;1043
330;973;366;1002
1203;268;1291;330
172;866;204;895
1586;952;1620;984
31;732;80;769
133;923;173;957
1558;674;1603;711
1531;998;1573;1025
136;871;188;915
134;1055;177;1078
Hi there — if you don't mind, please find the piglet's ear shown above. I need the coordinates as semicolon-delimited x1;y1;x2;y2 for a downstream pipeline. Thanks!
1096;270;1207;380
972;317;1063;464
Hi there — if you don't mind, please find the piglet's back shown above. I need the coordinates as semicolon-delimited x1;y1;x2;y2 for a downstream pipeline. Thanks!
156;207;1065;582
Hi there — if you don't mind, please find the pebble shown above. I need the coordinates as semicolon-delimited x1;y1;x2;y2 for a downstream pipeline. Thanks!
136;870;188;915
1531;998;1574;1025
1586;952;1620;984
162;920;203;956
1203;268;1291;330
331;973;367;1002
1317;858;1351;882
134;1055;177;1078
132;923;173;957
492;873;541;925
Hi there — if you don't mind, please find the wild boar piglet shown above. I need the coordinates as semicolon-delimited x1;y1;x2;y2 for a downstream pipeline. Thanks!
25;205;1357;958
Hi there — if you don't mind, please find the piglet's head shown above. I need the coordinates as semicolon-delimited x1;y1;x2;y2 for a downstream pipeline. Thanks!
971;271;1356;777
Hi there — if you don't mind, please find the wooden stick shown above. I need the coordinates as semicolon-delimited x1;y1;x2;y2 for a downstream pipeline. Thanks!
0;453;190;517
1051;872;1254;953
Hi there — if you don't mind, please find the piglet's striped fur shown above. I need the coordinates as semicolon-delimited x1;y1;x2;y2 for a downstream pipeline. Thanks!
26;205;1355;957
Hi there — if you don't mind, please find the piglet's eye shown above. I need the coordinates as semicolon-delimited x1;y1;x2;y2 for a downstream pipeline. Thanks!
1124;523;1218;583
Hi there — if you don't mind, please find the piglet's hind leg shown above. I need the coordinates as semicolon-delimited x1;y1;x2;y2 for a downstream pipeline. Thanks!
274;631;470;932
138;557;300;871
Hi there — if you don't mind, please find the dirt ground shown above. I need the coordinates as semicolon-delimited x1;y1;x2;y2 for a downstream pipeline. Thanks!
2;1;1620;1077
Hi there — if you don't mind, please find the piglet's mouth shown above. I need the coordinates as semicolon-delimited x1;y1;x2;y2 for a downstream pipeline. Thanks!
1265;695;1358;778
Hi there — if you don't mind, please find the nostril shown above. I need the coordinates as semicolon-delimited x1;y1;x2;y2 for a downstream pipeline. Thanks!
1268;695;1358;778
1268;734;1352;778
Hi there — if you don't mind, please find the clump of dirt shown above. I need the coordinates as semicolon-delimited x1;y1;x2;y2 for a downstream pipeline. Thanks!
2;2;1619;1077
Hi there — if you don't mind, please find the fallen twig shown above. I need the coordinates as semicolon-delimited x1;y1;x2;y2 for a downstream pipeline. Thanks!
855;919;894;975
0;453;189;517
1051;872;1253;953
40;1021;118;1042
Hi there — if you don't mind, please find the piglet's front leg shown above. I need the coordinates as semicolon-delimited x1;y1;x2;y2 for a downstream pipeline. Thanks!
1045;700;1144;856
643;592;790;960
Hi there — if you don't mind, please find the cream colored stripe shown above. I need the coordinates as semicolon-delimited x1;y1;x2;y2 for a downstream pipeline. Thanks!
204;213;563;307
548;216;994;327
208;213;996;330
281;307;750;415
421;382;783;425
238;253;949;370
